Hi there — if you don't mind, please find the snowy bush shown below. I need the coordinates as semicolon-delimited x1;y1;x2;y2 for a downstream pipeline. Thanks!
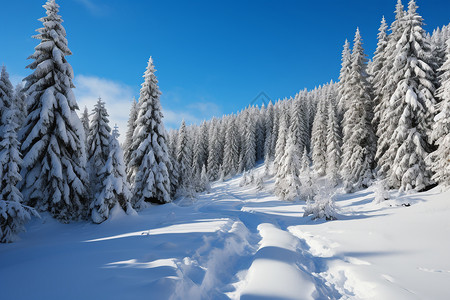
303;186;338;221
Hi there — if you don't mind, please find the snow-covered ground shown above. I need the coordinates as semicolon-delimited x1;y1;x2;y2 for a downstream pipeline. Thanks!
1;164;449;299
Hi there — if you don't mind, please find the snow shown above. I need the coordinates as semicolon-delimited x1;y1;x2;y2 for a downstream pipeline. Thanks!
1;164;450;299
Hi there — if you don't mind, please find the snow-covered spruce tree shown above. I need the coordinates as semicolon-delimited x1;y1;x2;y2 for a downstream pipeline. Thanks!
337;39;352;119
255;105;266;161
290;93;308;156
303;187;337;221
274;132;302;201
128;57;172;208
124;98;138;171
268;105;280;162
427;39;450;186
167;130;179;197
371;16;389;130
91;126;134;223
199;164;210;192
243;111;256;171
375;0;407;177
263;101;274;160
192;121;208;176
273;112;289;175
207;122;221;181
311;96;328;177
326;100;342;186
340;28;376;193
384;1;436;191
20;0;88;221
0;72;38;243
86;97;111;200
13;84;27;128
176;120;191;189
223;117;240;177
80;106;89;141
0;67;14;128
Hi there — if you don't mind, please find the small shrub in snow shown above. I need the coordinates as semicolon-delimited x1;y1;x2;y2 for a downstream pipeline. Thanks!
303;186;338;221
373;179;389;204
256;175;264;191
240;172;248;187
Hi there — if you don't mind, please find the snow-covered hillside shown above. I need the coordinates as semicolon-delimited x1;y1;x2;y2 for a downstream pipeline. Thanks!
1;164;449;300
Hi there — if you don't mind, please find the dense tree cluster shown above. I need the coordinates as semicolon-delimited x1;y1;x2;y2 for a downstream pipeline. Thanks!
1;0;449;241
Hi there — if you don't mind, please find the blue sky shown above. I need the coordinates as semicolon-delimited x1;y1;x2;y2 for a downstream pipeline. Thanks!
1;0;449;136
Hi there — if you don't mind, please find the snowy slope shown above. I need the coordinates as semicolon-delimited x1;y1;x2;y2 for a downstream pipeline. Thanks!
1;164;449;299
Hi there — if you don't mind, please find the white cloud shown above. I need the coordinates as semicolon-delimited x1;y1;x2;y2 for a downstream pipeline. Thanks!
75;0;110;16
73;75;220;142
74;75;135;143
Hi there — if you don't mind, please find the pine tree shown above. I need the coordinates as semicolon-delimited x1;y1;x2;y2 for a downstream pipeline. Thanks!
274;112;289;175
0;67;14;130
167;130;179;197
128;57;172;208
255;106;266;161
290;94;308;156
383;1;436;191
80;106;90;141
427;39;450;186
91;126;134;223
223;117;240;177
243;111;256;171
13;84;27;128
340;28;375;192
20;0;88;221
274;132;302;201
199;164;210;192
87;97;111;200
311;97;328;177
263;101;274;160
375;0;407;177
0;74;38;243
326;101;342;186
337;40;352;118
207;123;221;181
371;16;389;130
124;98;138;172
192;121;208;176
176;120;191;188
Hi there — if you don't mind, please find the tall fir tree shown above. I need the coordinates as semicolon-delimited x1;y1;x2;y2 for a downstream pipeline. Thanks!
223;117;240;177
0;67;14;131
243;111;256;171
207;123;221;181
337;40;352;118
274;132;302;201
273;112;289;175
20;0;88;221
326;100;342;186
0;95;38;243
290;93;308;156
311;97;328;177
124;98;138;172
128;57;172;208
80;106;90;141
340;28;376;192
13;84;27;128
86;97;111;200
91;126;134;223
371;16;389;130
176;120;191;189
427;39;450;186
375;0;407;177
192;121;209;176
383;1;436;191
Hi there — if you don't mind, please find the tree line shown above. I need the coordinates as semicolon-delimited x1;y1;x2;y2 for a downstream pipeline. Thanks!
1;0;449;242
